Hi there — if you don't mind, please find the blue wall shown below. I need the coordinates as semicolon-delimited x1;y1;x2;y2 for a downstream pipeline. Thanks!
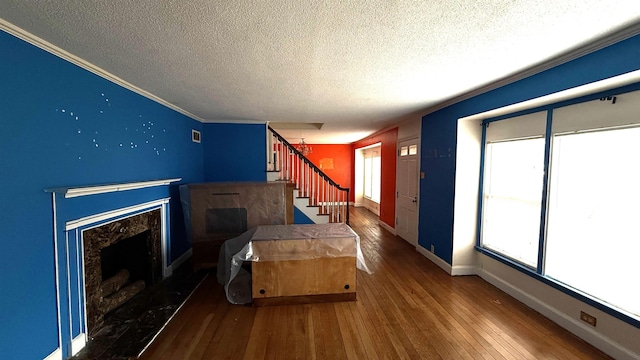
419;34;640;264
0;30;203;359
294;207;315;224
202;123;267;182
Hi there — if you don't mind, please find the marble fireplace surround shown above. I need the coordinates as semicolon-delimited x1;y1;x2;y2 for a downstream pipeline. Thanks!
47;178;181;359
83;208;162;337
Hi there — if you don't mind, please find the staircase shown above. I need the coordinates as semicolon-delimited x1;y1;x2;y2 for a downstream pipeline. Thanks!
267;126;350;224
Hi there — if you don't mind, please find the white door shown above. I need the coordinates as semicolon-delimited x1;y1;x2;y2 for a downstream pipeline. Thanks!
396;138;419;245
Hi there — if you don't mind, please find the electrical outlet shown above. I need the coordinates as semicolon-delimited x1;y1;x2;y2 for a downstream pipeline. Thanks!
580;311;597;327
430;244;434;253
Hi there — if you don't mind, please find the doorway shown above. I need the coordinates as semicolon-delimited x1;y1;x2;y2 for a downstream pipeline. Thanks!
396;138;419;246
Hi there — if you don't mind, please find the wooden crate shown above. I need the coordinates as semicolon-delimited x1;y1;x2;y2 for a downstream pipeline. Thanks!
251;237;357;306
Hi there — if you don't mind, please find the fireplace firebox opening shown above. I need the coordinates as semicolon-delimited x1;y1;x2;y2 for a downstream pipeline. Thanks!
83;209;162;336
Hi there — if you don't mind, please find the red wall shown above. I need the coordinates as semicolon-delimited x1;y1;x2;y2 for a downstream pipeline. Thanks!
352;127;398;229
304;144;353;190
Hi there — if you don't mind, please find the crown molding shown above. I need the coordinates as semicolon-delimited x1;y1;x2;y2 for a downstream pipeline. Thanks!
0;18;206;123
202;119;267;124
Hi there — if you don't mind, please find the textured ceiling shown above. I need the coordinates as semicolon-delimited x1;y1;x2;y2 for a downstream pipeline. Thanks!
1;1;640;143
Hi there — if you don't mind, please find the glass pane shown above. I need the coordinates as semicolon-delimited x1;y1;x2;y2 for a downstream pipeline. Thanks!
545;128;640;318
364;156;372;198
409;145;417;155
372;153;381;203
481;138;545;268
400;146;408;156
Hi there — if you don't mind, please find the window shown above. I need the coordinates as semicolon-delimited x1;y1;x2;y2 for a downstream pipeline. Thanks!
409;144;417;155
479;91;640;321
480;111;547;268
400;145;417;156
363;147;381;203
481;138;545;267
545;127;640;317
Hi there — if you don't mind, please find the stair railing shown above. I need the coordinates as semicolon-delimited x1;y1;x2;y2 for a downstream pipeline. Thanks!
267;126;350;224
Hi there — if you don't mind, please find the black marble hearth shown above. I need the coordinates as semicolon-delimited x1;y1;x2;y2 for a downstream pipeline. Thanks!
71;260;207;360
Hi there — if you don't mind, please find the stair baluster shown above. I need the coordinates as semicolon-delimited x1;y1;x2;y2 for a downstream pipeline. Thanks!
267;126;349;224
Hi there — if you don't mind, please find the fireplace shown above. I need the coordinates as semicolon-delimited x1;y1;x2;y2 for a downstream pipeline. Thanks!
83;209;162;336
46;178;180;359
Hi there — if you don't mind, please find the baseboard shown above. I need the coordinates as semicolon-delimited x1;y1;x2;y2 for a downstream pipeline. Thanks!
477;268;638;360
378;220;396;235
170;248;193;272
44;347;62;360
450;265;477;276
71;333;87;356
416;245;452;274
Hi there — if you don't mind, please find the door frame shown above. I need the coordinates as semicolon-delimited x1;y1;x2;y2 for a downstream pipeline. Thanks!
396;136;420;246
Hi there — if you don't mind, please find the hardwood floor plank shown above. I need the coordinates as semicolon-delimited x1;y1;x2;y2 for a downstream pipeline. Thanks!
139;207;613;360
334;301;376;359
311;303;348;359
200;303;255;359
140;275;216;359
242;308;269;360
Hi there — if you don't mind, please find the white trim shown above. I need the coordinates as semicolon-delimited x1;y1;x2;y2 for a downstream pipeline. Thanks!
459;69;640;123
70;333;87;357
378;220;396;235
73;201;170;338
416;245;452;274
51;193;63;355
450;265;477;276
44;347;62;360
66;198;170;230
201;119;267;124
0;20;204;123
75;229;86;333
79;229;88;339
65;232;73;351
171;248;193;272
48;178;181;199
477;268;639;360
161;202;171;278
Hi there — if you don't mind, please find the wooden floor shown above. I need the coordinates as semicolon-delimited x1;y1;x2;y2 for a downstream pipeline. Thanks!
140;207;611;360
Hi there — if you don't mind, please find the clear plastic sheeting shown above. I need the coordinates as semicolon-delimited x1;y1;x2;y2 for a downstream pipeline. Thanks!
217;223;371;304
179;182;292;270
180;182;291;243
216;228;257;305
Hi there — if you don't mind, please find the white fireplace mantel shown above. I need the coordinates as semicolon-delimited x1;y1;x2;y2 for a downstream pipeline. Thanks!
46;178;181;198
47;177;182;359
